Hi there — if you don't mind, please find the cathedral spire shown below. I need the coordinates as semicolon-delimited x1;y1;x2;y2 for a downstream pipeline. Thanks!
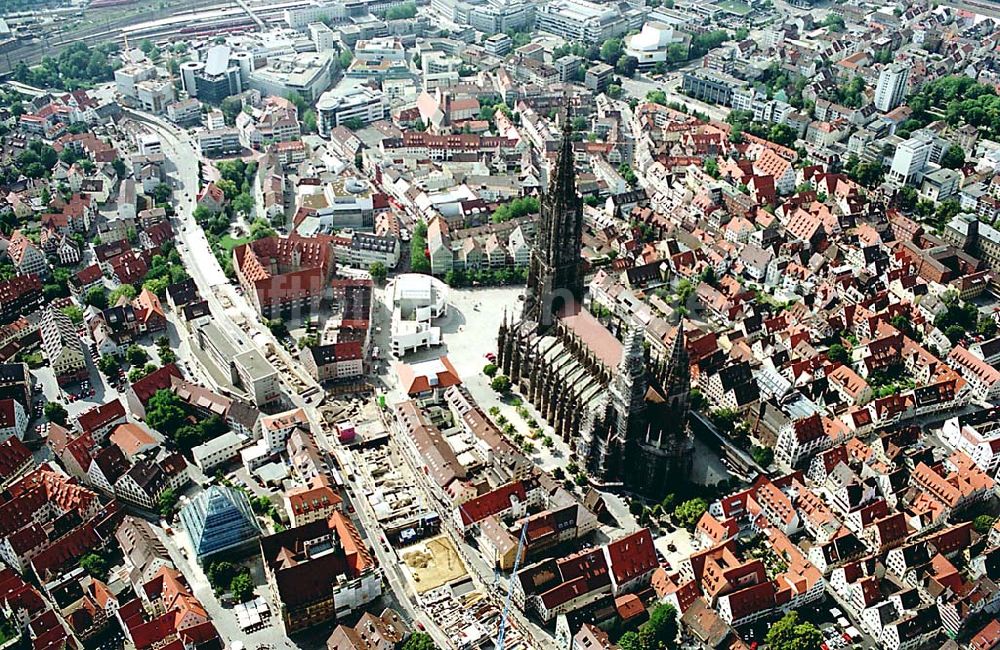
523;124;584;326
550;128;575;197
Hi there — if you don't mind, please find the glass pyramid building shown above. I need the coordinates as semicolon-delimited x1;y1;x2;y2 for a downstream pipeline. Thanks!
180;485;261;562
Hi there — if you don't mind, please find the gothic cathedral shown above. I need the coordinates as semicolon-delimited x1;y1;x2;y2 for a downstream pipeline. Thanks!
496;129;694;498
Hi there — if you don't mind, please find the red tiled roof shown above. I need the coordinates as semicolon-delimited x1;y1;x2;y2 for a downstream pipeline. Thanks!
395;356;462;395
75;263;103;285
606;528;657;587
76;399;126;435
0;437;31;482
0;274;42;306
130;364;183;407
459;481;528;526
109;422;156;456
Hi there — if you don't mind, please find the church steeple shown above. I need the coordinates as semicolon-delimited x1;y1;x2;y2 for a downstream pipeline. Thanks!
523;128;584;328
662;320;690;416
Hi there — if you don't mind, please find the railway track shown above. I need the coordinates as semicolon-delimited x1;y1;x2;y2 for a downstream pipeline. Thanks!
0;0;307;73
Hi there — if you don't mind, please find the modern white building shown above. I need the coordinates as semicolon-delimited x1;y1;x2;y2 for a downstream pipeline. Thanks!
232;348;282;407
315;86;387;137
940;415;1000;477
137;134;162;156
354;37;406;63
197;128;242;158
334;231;401;269
309;22;338;51
191;431;245;474
134;79;175;115
888;136;933;187
296;176;375;230
284;0;347;29
535;0;639;42
390;274;449;357
624;22;687;69
248;51;335;102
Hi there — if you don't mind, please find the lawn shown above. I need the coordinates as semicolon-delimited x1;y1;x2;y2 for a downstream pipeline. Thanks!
219;234;250;252
715;0;751;14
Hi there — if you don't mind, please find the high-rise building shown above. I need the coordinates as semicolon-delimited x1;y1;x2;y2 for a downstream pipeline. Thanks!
875;63;910;112
180;45;246;104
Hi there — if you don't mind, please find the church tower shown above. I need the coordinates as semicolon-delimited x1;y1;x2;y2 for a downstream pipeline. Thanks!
625;321;693;496
589;322;649;482
523;129;584;330
611;323;648;448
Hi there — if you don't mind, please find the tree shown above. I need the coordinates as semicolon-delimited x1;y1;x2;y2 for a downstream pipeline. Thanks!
646;90;667;105
401;632;437;650
79;553;108;580
617;631;641;650
703;157;719;178
152;183;172;204
768;123;797;147
229;573;254;602
974;515;997;534
751;446;774;467
616;55;638;78
897;185;918;212
61;305;83;325
267;319;288;339
822;14;846;32
159;348;177;365
617;163;638;187
483;363;498;377
303;109;318;133
338;48;354;70
491;196;539;224
126;345;149;366
109;157;127;179
599;38;623;65
129;363;158;382
944;324;966;344
232;193;255;218
940;145;965;169
645;603;679;649
45;402;68;426
146;389;188;433
110;284;137;304
674;497;708;529
249;218;275;240
827;343;850;364
491;375;512;393
98;354;119;375
219;97;243;126
765;611;823;650
384;1;416;19
159;488;178;517
85;286;107;309
369;261;387;284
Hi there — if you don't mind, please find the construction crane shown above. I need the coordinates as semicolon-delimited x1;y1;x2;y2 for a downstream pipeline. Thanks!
496;519;530;650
